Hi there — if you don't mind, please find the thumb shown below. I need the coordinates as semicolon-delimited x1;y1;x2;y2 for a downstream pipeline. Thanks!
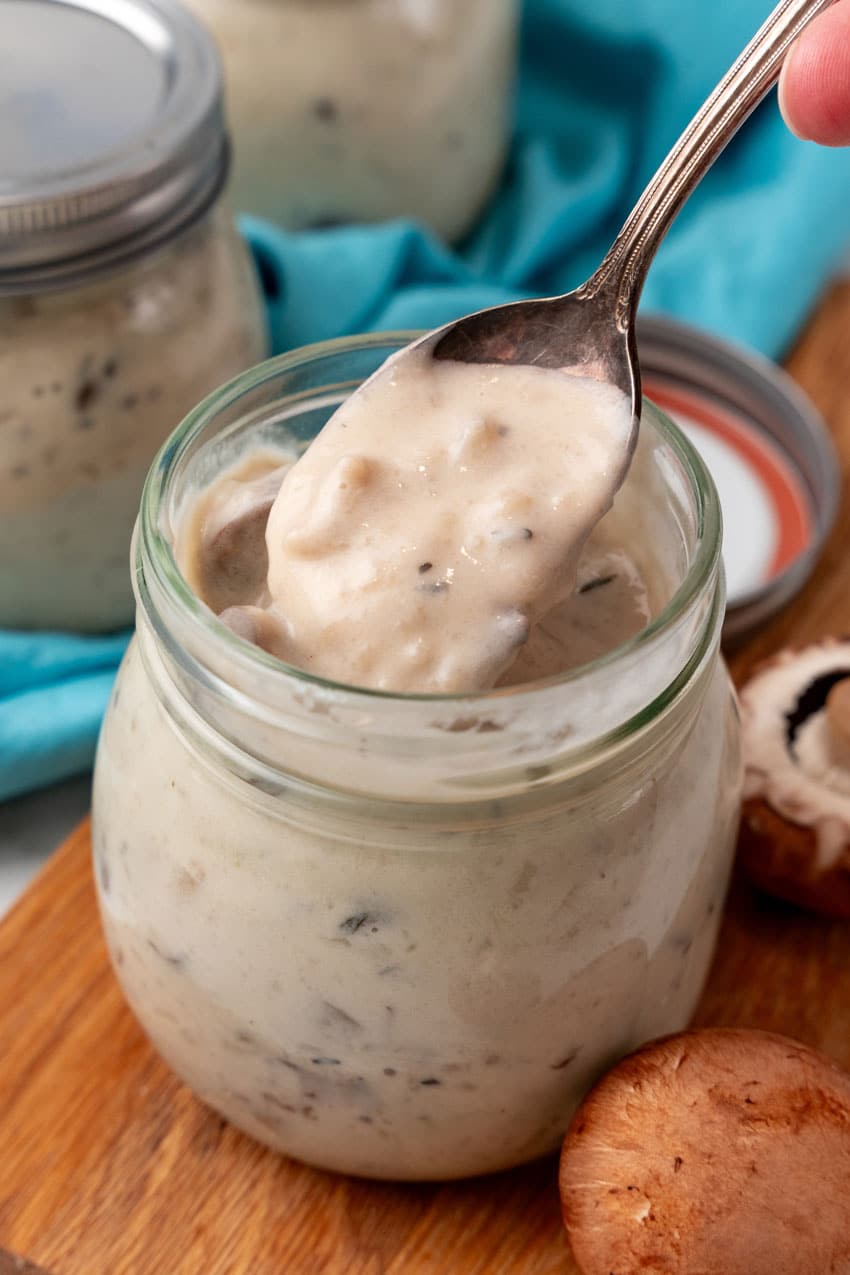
779;1;850;145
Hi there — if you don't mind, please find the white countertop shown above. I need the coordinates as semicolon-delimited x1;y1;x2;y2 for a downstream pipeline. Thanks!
0;775;91;917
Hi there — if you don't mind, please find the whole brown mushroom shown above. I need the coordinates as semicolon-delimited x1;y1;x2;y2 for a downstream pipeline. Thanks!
738;640;850;918
559;1028;850;1275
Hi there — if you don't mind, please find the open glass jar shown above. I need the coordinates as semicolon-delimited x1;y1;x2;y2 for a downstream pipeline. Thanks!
182;0;519;241
92;335;743;1181
0;0;267;632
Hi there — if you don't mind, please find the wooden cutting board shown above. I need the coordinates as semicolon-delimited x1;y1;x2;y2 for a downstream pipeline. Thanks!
1;284;850;1275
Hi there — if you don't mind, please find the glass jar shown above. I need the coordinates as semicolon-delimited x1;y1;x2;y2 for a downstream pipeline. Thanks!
92;335;743;1182
182;0;519;241
0;0;268;632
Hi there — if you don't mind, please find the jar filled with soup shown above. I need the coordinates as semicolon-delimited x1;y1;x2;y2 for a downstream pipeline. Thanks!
0;0;268;632
93;336;742;1181
182;0;519;241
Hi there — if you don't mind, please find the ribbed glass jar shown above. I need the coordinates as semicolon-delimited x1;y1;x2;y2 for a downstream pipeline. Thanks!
92;335;742;1180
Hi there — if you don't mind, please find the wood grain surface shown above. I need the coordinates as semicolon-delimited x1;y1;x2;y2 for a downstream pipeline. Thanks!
1;285;849;1275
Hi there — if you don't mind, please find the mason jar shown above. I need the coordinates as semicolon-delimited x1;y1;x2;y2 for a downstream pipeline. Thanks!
0;0;267;632
182;0;519;241
92;335;743;1181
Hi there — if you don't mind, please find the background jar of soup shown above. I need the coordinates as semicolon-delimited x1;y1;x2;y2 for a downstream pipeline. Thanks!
0;0;268;633
181;0;519;241
92;335;743;1182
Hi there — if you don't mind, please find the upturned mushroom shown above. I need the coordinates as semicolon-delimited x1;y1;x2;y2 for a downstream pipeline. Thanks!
738;639;850;917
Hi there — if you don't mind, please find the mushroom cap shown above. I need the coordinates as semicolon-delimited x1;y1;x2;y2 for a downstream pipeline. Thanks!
559;1027;850;1275
739;795;850;918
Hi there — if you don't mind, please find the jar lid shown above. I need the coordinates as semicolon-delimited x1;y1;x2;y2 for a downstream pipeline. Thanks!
0;0;227;292
637;315;839;645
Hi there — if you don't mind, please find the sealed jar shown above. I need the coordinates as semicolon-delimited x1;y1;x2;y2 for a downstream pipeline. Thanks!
181;0;519;241
0;0;267;632
92;335;742;1181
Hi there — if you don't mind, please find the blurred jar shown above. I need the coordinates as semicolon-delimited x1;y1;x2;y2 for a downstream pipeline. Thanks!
183;0;519;241
0;0;268;633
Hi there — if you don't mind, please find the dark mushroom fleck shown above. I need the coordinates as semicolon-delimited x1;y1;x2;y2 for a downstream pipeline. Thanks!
320;1001;362;1032
418;562;433;574
578;573;617;594
339;912;381;936
491;526;534;544
273;1056;304;1073
147;939;186;969
75;380;98;411
261;1092;297;1114
97;856;111;896
312;97;339;123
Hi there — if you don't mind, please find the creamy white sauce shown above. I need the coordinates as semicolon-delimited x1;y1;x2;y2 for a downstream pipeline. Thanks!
182;350;634;693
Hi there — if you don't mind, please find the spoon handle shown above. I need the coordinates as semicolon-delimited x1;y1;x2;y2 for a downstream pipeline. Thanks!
583;0;836;327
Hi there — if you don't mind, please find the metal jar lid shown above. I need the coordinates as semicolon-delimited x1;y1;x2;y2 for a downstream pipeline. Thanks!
0;0;228;293
637;314;840;645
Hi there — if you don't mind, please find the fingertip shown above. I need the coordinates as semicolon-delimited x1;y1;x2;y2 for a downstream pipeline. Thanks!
778;40;809;140
779;3;850;147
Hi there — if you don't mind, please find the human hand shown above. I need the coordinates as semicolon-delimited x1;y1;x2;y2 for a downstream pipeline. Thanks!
779;2;850;143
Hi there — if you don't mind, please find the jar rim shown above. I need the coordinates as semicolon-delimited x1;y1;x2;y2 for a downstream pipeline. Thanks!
138;331;722;716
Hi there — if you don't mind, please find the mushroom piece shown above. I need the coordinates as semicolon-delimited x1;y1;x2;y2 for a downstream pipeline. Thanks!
738;639;850;918
194;465;289;614
218;605;291;662
559;1027;850;1275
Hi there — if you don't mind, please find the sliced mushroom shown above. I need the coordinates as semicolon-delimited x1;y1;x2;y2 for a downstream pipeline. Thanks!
218;605;291;662
559;1027;850;1275
195;465;288;613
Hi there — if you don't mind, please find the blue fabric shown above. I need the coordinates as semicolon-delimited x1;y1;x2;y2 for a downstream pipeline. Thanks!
0;631;129;802
3;0;850;802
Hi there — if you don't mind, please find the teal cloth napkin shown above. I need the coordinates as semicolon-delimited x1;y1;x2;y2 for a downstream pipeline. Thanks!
3;0;850;802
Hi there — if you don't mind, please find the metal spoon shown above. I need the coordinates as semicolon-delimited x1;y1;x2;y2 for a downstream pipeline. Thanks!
426;0;835;454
